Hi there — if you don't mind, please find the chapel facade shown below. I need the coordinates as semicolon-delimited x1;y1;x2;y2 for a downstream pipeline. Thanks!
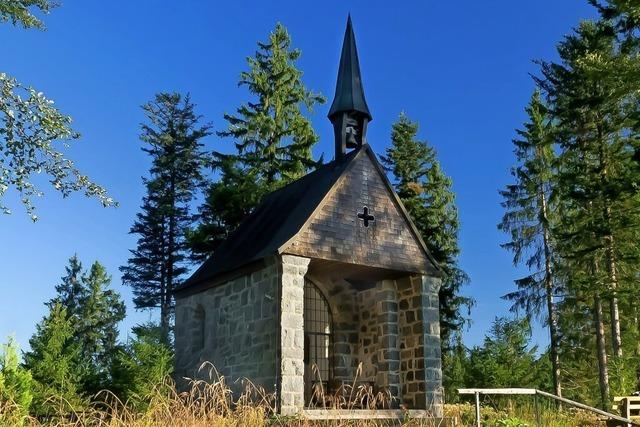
174;17;444;417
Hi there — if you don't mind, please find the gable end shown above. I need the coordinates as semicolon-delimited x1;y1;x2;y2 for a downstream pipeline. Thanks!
281;146;439;275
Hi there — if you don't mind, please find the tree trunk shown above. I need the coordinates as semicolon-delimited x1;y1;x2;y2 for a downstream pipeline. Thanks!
160;217;169;339
544;269;562;398
540;191;562;398
597;125;622;359
165;175;177;342
594;294;610;410
605;229;622;359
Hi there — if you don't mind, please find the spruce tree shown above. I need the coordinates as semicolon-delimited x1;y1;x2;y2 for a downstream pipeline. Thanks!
76;262;126;393
465;317;544;390
499;90;562;398
187;159;263;259
47;257;125;393
218;23;325;185
121;93;211;337
23;303;84;416
381;112;472;357
538;19;640;406
111;322;173;409
190;23;325;258
26;256;126;400
46;254;84;314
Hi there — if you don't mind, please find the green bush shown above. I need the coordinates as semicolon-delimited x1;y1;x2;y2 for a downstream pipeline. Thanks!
0;337;34;423
111;322;173;410
496;416;532;427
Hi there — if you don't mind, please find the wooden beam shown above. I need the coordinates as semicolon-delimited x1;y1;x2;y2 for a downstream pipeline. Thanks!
457;388;640;427
458;388;537;395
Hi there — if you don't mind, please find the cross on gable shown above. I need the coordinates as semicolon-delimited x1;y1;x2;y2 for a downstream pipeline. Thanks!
357;206;375;227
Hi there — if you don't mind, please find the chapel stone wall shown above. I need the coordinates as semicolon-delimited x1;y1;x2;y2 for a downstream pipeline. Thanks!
354;275;442;413
397;275;443;416
356;280;403;407
174;257;280;394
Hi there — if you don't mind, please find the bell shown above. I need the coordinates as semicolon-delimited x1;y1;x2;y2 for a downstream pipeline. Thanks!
346;130;358;148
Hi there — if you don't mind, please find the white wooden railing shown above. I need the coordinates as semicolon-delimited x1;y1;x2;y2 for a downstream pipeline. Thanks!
458;388;640;427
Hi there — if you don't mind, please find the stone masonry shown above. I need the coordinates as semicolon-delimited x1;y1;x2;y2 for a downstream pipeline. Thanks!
304;270;442;413
174;148;444;415
278;255;309;415
398;275;443;416
175;260;442;415
174;257;280;393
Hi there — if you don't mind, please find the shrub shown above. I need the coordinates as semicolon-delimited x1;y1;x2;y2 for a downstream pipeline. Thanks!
0;336;34;422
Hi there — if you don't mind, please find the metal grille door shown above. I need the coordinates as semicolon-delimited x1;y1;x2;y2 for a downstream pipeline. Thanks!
304;280;331;402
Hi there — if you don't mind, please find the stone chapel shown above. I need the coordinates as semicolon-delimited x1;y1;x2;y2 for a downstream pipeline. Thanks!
174;17;443;417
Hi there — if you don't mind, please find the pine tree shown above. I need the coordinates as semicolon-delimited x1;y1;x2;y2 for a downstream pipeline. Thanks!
76;261;126;393
499;90;562;398
26;256;126;400
46;254;84;314
465;317;545;389
190;23;325;259
537;19;640;406
121;93;211;337
23;303;84;416
111;323;173;410
381;112;472;355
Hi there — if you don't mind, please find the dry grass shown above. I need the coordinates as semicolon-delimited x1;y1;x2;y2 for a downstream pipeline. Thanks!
306;363;394;410
0;363;607;426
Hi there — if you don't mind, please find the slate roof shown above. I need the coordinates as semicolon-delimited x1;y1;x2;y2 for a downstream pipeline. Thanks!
179;148;361;290
327;15;372;121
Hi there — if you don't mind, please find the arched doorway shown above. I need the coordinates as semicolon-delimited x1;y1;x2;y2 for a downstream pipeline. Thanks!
303;279;332;405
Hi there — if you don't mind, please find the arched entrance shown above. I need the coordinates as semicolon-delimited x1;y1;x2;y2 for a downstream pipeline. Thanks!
303;279;332;404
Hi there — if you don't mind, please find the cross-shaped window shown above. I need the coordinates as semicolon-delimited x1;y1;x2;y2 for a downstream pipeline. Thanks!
357;206;375;227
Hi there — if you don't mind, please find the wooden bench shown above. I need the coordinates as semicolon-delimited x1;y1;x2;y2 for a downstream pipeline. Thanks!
610;396;640;426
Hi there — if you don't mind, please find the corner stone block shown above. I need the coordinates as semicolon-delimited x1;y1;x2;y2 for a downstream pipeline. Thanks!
278;254;310;414
421;275;443;417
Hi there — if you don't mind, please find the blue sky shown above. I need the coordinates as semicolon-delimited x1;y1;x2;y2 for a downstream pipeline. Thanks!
1;1;597;352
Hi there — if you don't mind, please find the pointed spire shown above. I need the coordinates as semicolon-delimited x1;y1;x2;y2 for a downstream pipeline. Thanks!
328;15;372;122
329;15;372;160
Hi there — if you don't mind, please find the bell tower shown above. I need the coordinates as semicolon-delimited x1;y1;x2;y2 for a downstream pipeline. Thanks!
328;15;372;160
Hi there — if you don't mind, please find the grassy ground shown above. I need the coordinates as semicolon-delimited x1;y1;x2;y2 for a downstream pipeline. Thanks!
445;402;602;426
0;366;605;426
0;400;606;427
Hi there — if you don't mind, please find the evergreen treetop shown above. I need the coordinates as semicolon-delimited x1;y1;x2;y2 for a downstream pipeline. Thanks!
25;256;126;403
218;22;325;186
122;92;211;337
499;90;557;316
382;112;472;350
190;23;325;259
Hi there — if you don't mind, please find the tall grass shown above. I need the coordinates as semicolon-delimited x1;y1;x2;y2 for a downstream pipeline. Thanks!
0;363;605;426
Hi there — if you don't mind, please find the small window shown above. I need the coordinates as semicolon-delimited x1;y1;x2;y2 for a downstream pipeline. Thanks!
194;304;206;351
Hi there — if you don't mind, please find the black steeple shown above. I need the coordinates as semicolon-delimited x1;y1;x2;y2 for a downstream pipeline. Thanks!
329;15;372;160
